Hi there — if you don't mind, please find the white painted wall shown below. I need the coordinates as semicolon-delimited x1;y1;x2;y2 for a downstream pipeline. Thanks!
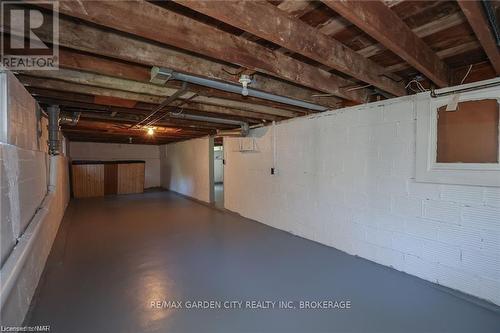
69;142;161;188
0;71;70;325
214;149;224;183
160;137;212;203
1;155;69;325
224;89;500;306
1;71;49;266
1;145;48;265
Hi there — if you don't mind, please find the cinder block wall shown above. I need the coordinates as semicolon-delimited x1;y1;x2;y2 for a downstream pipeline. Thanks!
0;71;70;325
1;71;49;265
224;93;500;305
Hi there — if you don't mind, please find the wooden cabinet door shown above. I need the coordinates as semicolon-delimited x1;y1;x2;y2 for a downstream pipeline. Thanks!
72;164;104;198
117;163;145;194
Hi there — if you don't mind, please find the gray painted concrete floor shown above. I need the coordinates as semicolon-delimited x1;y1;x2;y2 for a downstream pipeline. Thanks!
26;191;500;333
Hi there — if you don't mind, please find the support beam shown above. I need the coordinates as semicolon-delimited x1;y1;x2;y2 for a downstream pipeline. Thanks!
62;128;203;144
36;97;240;130
57;108;234;131
59;48;151;82
58;49;320;113
174;0;406;97
323;0;450;87
20;69;296;118
385;41;482;74
66;119;207;138
7;12;344;108
21;77;282;122
33;91;266;125
37;0;367;102
357;11;466;59
457;0;500;75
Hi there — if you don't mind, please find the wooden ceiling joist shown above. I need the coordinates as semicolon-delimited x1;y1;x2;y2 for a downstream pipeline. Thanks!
323;0;451;87
457;0;500;75
58;49;318;113
19;69;295;119
174;0;406;97
22;78;282;123
357;11;466;59
66;119;207;137
37;97;240;130
385;41;482;74
38;0;368;102
7;12;342;109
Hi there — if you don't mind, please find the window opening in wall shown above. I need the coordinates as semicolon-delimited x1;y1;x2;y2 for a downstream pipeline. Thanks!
436;99;499;163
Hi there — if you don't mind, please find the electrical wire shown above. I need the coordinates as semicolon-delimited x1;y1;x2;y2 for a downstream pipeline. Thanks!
222;67;246;76
405;79;427;93
144;93;198;127
345;84;371;92
460;64;473;85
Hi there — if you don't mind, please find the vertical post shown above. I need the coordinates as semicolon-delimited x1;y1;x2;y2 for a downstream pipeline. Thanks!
47;105;60;155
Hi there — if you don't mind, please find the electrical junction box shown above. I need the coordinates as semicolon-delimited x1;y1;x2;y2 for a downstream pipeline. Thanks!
239;137;257;152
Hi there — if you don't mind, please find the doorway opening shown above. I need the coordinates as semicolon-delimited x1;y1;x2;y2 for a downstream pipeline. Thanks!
213;137;224;209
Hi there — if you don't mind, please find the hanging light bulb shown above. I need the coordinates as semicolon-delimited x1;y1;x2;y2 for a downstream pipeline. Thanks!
147;127;154;136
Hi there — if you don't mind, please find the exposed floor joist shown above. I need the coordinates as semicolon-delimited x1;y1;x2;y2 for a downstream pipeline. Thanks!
36;0;368;102
6;9;343;110
32;87;278;123
38;99;242;133
357;11;466;59
323;0;450;87
2;0;495;144
57;49;320;114
174;0;406;97
22;69;299;118
457;0;500;75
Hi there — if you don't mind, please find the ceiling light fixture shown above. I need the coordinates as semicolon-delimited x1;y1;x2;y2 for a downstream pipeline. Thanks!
147;127;155;136
238;74;252;96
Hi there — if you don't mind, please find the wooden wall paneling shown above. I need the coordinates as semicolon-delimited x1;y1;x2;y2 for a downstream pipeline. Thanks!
104;163;118;195
117;163;145;194
71;164;105;198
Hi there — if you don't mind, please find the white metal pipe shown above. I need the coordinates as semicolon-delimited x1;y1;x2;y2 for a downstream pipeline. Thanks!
169;112;246;126
152;67;328;112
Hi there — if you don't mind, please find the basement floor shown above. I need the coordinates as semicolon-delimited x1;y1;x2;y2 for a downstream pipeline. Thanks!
25;191;500;333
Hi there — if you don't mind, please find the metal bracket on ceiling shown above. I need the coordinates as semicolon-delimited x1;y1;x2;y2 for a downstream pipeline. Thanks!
150;67;173;84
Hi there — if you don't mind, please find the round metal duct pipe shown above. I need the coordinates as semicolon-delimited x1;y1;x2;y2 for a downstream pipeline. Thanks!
151;67;328;112
47;105;60;155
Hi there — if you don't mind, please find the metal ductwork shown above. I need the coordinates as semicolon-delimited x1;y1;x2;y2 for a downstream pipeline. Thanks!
47;105;60;155
169;112;244;126
168;112;249;137
216;126;249;137
151;67;328;112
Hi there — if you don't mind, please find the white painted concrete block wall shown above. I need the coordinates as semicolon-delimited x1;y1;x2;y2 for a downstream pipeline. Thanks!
160;137;212;203
1;155;70;325
224;94;500;306
0;71;71;325
3;71;39;151
0;145;48;266
69;142;161;188
1;71;49;266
